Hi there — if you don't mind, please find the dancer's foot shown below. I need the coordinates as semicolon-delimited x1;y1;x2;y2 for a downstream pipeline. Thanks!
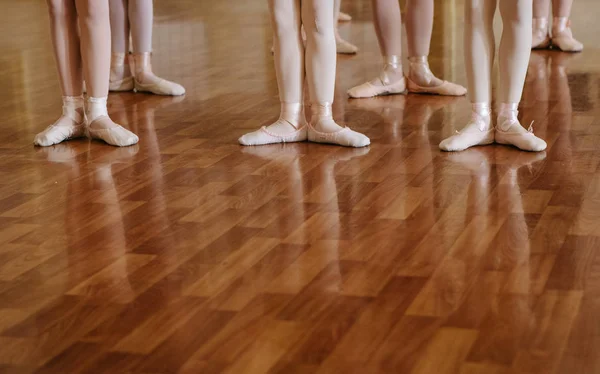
551;17;583;52
532;18;551;49
131;52;186;96
347;56;406;98
86;97;139;147
239;103;308;146
34;96;86;147
307;103;370;148
338;11;352;22
406;56;467;96
336;35;358;54
495;103;547;152
439;103;494;152
109;53;134;92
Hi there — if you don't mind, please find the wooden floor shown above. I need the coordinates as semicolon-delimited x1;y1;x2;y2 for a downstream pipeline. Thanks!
1;0;600;373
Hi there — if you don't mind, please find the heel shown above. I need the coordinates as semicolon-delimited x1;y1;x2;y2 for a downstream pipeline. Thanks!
109;76;134;92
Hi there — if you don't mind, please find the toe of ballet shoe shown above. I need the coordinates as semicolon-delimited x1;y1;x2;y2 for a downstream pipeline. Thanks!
336;42;358;54
239;126;307;146
407;78;467;96
347;80;406;98
88;126;139;147
439;137;468;152
439;130;494;152
338;12;352;22
170;83;186;96
552;38;583;52
307;125;370;148
33;135;50;147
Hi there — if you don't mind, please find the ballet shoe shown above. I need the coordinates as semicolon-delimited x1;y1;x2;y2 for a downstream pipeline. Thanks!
338;12;352;22
495;118;547;152
406;76;467;96
109;52;135;92
551;21;583;52
110;76;134;92
532;18;551;49
347;77;406;98
34;99;86;147
131;52;186;96
87;116;139;147
336;38;358;54
134;78;185;96
238;125;308;146
439;115;494;152
34;119;86;147
307;123;370;148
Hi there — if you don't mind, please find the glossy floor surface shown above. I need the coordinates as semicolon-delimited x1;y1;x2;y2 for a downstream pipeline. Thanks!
1;0;600;373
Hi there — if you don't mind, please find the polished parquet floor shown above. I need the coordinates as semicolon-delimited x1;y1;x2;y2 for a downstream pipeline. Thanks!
1;0;600;373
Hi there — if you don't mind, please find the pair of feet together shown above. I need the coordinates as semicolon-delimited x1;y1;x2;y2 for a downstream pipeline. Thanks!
238;103;370;148
33;96;139;148
439;104;547;152
109;52;186;96
532;17;583;52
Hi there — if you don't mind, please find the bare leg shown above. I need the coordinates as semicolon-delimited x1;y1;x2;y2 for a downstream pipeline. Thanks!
439;0;496;151
346;0;406;98
239;0;307;146
303;0;369;147
34;0;86;146
109;0;134;91
550;0;582;51
496;0;546;151
532;0;551;48
76;0;139;146
404;0;467;95
334;0;358;54
128;0;186;95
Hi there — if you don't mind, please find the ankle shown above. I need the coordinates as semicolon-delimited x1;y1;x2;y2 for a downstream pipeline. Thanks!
131;52;154;82
279;102;306;129
62;95;84;123
533;17;549;31
552;17;570;32
407;56;440;86
378;56;403;85
471;102;492;129
497;103;519;130
110;53;132;81
86;97;109;123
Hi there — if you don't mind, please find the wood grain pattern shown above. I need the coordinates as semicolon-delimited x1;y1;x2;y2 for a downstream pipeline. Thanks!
0;0;599;372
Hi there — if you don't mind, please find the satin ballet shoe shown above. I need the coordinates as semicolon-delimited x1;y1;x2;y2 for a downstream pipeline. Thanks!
532;18;551;49
131;52;186;96
34;102;86;147
336;38;358;54
338;12;352;22
87;117;139;147
34;121;86;147
307;123;370;148
439;128;494;152
110;76;134;92
439;115;494;152
551;17;583;52
347;78;406;98
406;76;467;96
109;53;135;92
238;125;308;146
495;119;547;152
134;79;185;96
